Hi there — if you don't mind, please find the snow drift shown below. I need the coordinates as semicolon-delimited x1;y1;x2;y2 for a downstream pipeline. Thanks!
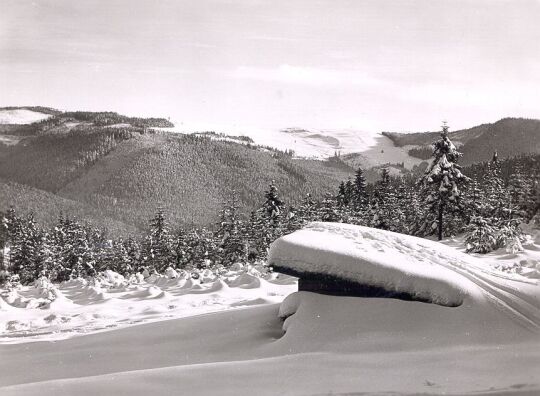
270;222;540;330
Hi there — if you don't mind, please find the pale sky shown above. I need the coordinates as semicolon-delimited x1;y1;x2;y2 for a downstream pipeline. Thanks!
1;0;539;132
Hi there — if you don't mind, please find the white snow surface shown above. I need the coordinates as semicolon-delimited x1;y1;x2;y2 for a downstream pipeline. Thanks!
1;225;539;395
0;266;296;343
0;109;51;124
162;123;423;166
270;222;540;317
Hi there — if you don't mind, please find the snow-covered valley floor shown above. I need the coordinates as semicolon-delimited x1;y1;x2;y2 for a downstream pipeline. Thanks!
1;224;539;395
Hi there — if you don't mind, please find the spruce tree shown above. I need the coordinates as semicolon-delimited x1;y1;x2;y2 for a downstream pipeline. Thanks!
216;193;247;266
10;213;39;284
483;153;511;220
337;181;348;207
1;207;20;270
418;122;469;240
143;208;172;272
345;178;354;206
263;181;284;223
372;168;396;231
319;193;341;222
353;167;368;208
465;216;498;253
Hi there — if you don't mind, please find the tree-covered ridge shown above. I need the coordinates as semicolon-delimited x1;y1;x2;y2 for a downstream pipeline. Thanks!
0;109;174;136
0;125;139;191
383;118;540;165
0;129;353;233
61;111;174;128
0;106;62;116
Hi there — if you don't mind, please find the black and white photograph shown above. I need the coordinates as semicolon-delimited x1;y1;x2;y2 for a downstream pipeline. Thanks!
0;1;539;395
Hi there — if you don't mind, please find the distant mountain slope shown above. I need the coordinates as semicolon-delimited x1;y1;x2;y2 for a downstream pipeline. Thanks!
383;118;540;165
0;178;137;235
0;118;353;232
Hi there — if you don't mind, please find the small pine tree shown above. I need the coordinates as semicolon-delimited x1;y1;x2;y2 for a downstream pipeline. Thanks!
337;181;348;207
418;122;469;240
143;208;173;273
464;216;498;253
216;193;247;266
483;154;512;220
319;193;341;222
263;181;284;222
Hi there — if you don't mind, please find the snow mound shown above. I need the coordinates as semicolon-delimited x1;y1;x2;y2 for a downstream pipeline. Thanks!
225;273;261;289
269;222;540;329
269;222;474;307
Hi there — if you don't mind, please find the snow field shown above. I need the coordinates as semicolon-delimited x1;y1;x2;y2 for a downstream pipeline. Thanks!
0;265;297;343
0;109;51;125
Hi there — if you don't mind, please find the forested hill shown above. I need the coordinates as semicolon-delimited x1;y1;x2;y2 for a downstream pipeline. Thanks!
382;118;540;165
0;117;353;234
0;108;174;135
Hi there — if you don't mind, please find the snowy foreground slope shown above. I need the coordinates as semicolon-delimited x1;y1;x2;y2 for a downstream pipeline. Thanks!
1;224;540;395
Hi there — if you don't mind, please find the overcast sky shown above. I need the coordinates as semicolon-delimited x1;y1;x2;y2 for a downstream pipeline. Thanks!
1;0;539;132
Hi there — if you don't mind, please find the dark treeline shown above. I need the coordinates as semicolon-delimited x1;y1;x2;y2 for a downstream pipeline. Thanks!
3;110;173;137
61;111;174;128
1;127;539;285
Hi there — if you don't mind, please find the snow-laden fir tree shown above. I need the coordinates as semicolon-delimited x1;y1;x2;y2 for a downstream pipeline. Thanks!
143;208;172;272
109;238;134;276
1;208;18;276
353;166;368;208
483;153;512;220
464;216;498;253
189;227;218;269
372;168;397;231
216;192;247;266
507;162;539;222
345;179;355;205
401;185;422;235
337;181;348;207
319;193;342;222
262;181;285;239
526;178;540;222
65;218;97;279
263;181;284;223
418;122;469;240
286;193;318;233
462;177;484;222
9;212;38;284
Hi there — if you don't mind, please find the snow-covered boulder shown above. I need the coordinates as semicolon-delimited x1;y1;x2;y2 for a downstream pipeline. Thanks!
269;222;477;307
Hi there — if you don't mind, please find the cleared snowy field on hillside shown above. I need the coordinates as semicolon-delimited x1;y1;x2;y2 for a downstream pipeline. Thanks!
1;224;539;395
164;122;423;166
0;109;51;125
